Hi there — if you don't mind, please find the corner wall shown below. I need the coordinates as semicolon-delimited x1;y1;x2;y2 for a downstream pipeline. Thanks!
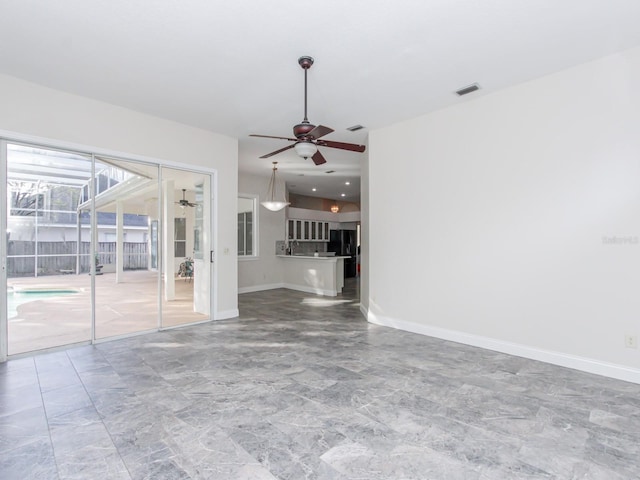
367;46;640;383
0;74;239;319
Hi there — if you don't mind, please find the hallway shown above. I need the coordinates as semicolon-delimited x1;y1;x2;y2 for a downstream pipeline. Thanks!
1;281;639;479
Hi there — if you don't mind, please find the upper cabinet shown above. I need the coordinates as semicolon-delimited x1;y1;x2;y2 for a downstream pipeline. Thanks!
287;219;330;242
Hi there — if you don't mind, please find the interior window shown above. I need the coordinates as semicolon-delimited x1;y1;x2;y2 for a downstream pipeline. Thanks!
174;217;186;257
237;195;257;257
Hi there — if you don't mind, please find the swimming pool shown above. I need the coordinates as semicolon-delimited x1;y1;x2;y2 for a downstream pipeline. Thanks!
7;289;81;318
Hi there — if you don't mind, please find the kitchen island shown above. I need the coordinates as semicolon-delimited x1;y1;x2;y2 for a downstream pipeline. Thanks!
276;255;350;296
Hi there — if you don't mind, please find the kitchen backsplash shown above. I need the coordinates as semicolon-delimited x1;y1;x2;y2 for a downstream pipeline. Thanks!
275;241;327;255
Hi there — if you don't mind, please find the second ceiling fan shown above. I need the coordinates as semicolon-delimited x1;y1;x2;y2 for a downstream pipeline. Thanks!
250;56;366;165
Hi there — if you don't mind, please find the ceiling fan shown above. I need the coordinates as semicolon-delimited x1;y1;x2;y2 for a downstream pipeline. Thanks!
176;189;197;208
250;56;366;165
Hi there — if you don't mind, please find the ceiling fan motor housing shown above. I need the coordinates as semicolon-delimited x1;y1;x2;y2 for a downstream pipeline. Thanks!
293;122;316;138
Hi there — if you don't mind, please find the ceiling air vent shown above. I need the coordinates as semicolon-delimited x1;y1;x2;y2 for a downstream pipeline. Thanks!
325;170;335;174
455;83;480;96
346;124;365;132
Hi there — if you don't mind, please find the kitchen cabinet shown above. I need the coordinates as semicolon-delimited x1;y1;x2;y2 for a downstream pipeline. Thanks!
288;220;294;240
286;219;330;242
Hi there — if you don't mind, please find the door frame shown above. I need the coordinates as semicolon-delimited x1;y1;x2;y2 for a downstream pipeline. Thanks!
0;131;218;360
1;140;8;362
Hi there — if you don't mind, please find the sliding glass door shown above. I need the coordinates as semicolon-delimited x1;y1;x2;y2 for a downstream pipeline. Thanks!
160;167;212;328
4;143;93;355
1;140;214;357
93;157;161;340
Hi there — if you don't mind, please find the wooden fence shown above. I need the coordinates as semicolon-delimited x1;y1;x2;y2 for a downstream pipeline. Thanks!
7;241;148;277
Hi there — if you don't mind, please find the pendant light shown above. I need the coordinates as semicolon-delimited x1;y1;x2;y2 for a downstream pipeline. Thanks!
330;203;340;213
261;162;290;211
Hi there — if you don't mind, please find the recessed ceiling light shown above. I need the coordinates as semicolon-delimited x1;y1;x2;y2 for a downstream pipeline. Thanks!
312;188;317;192
345;181;350;186
341;193;346;197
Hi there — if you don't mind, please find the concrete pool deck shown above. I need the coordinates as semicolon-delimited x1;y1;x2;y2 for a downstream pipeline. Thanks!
7;270;207;355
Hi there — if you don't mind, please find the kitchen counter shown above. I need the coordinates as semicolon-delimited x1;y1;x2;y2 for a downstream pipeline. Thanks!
276;255;349;259
276;255;350;296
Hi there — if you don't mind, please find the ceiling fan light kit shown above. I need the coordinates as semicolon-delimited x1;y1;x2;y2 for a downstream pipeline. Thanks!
261;162;290;212
250;56;366;166
293;141;317;159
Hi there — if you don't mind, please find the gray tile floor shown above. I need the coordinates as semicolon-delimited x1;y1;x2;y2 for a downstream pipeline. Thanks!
2;279;640;479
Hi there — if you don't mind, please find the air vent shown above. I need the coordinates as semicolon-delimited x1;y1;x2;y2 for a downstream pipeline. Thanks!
346;124;365;132
325;170;336;174
455;83;480;96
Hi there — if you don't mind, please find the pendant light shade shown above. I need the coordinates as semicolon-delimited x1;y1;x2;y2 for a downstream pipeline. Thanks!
330;203;340;213
294;141;317;159
261;162;290;212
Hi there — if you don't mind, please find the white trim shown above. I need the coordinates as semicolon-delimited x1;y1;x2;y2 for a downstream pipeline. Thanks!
239;282;346;296
359;303;368;319
367;311;640;385
238;283;286;294
159;318;214;331
211;169;219;328
7;340;93;360
93;328;158;344
0;141;8;362
215;308;239;320
283;283;337;297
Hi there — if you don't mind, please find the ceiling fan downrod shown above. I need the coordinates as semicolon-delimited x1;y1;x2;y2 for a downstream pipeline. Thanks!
298;56;314;124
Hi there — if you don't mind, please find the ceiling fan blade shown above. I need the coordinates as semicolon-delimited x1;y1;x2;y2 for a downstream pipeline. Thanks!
311;150;327;165
307;125;334;140
259;144;295;159
250;134;297;142
317;139;366;153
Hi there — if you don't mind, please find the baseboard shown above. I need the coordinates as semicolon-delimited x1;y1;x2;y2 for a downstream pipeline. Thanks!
215;308;239;320
238;283;285;294
367;311;640;385
239;282;339;297
283;283;337;297
359;303;368;319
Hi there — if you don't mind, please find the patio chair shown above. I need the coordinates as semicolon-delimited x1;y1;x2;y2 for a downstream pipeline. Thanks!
178;258;193;282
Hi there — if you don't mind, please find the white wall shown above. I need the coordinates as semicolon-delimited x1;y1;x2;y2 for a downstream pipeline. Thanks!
367;46;640;383
238;172;286;293
0;74;239;319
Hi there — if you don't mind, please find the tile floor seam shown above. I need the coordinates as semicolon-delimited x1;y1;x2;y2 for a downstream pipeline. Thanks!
33;354;62;480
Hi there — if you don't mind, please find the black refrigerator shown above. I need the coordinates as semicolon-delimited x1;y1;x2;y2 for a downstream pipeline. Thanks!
328;229;357;278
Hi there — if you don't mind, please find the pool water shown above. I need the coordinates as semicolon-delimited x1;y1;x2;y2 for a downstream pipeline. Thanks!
7;290;80;319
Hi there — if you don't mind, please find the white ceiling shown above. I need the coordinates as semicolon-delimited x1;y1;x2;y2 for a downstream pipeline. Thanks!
2;0;640;202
